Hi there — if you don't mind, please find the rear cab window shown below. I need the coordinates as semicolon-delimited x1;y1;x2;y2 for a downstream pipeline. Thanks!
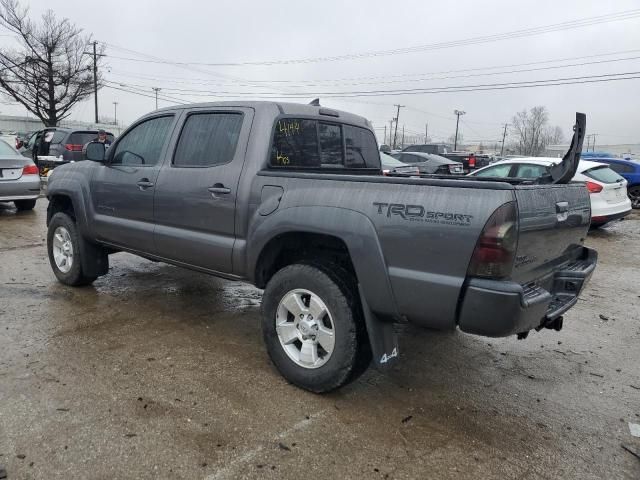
271;117;380;171
583;166;624;184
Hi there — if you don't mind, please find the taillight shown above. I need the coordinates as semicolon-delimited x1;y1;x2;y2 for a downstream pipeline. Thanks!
467;202;518;279
382;169;390;176
585;181;603;194
64;144;83;151
22;164;39;175
468;155;476;168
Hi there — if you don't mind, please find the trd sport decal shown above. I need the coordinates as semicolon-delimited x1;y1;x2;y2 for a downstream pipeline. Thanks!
373;202;473;226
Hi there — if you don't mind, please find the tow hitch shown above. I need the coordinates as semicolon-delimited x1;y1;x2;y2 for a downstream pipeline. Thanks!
516;316;564;340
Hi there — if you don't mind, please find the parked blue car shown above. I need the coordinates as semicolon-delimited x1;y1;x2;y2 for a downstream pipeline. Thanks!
582;157;640;208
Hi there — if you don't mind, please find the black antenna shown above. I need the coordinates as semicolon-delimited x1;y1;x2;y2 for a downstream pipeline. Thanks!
309;98;320;107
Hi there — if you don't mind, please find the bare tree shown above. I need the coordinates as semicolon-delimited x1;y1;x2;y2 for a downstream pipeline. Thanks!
0;0;102;126
510;106;549;156
542;125;565;146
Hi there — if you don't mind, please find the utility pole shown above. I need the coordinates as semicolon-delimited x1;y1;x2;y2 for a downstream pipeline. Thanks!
152;87;161;110
401;125;405;149
92;41;99;123
389;119;394;147
453;109;466;150
113;102;118;126
383;125;387;145
392;104;404;150
591;133;597;152
82;42;105;124
500;123;509;156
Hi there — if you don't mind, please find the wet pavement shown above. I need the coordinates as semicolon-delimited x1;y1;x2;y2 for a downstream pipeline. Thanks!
0;200;639;479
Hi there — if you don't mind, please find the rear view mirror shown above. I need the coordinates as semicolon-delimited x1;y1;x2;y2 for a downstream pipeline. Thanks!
84;142;106;162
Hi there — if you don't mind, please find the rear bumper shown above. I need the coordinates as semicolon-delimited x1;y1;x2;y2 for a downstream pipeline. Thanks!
591;208;631;226
0;176;41;201
457;247;597;337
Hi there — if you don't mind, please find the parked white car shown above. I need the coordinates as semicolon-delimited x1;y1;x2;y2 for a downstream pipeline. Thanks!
470;157;632;227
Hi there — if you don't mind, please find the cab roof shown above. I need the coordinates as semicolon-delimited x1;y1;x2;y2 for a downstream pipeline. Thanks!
156;100;372;128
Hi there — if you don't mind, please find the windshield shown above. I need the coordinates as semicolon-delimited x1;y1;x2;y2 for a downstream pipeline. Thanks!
0;139;19;156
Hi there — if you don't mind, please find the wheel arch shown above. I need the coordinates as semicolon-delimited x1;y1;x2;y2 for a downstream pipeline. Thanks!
46;176;91;235
248;206;399;320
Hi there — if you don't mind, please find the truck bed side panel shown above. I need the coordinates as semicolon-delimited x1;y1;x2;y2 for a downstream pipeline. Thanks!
245;173;515;329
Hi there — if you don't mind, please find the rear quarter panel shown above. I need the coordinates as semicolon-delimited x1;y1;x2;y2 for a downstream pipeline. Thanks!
244;173;515;329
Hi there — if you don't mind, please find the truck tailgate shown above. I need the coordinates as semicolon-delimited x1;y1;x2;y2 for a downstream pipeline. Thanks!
511;183;591;284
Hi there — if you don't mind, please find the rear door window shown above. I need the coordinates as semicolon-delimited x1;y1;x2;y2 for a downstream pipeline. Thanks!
173;112;243;167
514;163;548;179
474;163;514;178
583;166;624;184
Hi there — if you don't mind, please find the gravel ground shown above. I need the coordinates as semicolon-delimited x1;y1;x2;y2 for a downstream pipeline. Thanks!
0;200;639;479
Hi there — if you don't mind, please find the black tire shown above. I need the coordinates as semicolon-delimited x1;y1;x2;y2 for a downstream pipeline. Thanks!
628;186;640;209
261;263;371;393
14;199;36;211
47;212;98;286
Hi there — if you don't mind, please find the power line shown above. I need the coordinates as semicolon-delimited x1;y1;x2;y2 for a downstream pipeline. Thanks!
99;10;640;67
106;71;640;98
106;53;640;89
103;84;189;106
105;48;640;86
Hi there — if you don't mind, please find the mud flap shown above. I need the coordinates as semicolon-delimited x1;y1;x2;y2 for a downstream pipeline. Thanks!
80;237;109;278
358;284;399;370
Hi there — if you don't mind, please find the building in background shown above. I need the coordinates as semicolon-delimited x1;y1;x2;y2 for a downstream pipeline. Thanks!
545;143;639;159
0;115;126;136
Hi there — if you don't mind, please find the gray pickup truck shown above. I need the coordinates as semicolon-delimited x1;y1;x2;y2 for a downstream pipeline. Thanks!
46;101;596;392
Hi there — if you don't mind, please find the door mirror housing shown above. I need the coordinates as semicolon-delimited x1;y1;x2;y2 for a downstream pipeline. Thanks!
84;141;106;162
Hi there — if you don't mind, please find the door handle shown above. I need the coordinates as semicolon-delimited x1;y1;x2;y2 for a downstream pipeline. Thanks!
555;201;569;213
208;184;231;195
137;179;155;190
556;201;569;222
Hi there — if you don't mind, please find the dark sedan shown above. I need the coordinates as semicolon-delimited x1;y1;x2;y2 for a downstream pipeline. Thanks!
391;151;464;175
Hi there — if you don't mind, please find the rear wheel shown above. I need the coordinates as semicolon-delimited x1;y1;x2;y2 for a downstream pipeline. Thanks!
628;186;640;209
14;199;36;211
261;263;371;393
47;212;98;286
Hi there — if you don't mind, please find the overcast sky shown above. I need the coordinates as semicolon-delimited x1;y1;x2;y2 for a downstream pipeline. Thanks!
2;0;640;145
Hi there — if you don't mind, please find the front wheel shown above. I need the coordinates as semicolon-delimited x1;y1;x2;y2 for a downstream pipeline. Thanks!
47;212;98;286
261;263;371;393
628;186;640;209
